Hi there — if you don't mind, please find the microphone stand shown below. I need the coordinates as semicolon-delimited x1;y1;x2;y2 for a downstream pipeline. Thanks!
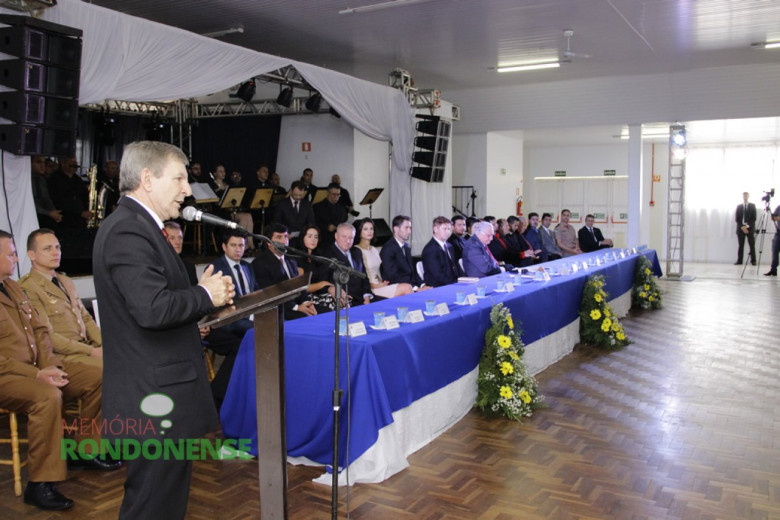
249;231;365;519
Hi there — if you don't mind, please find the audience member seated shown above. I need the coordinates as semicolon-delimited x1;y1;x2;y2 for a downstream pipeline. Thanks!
274;180;315;239
331;174;359;217
30;155;62;228
20;229;102;368
251;223;317;320
314;182;348;247
422;216;464;287
164;221;241;409
323;223;374;307
539;212;563;260
300;167;319;203
48;157;92;229
0;230;120;512
448;215;467;261
209;229;255;337
505;217;538;267
379;215;428;290
488;218;519;267
462;221;504;278
555;208;583;257
211;164;229;196
294;225;338;313
523;213;546;262
355;219;413;298
578;214;614;252
465;216;481;239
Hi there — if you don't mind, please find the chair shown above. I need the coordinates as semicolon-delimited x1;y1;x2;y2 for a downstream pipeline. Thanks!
0;408;28;497
204;348;216;382
415;261;425;281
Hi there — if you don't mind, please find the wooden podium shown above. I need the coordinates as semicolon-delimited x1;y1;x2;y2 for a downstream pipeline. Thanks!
200;273;311;519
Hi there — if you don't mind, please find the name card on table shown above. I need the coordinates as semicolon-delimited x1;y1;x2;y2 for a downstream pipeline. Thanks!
465;293;478;305
348;322;368;337
434;303;450;315
504;282;515;292
381;315;400;330
406;309;425;323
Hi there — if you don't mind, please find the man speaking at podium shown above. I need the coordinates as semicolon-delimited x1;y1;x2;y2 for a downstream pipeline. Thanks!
93;141;235;519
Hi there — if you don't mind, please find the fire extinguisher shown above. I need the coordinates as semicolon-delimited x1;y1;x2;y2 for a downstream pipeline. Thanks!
515;196;523;216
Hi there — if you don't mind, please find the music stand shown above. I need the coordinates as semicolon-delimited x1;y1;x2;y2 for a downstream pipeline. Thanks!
312;188;329;205
199;274;311;520
250;188;274;235
359;188;384;219
190;183;219;204
219;187;247;212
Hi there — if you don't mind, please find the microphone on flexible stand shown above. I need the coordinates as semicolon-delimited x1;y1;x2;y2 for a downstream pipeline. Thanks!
181;206;241;230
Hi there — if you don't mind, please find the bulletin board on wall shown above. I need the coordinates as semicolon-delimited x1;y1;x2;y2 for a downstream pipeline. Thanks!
533;176;628;246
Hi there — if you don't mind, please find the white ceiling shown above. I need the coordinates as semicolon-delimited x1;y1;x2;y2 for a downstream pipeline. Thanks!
82;0;780;145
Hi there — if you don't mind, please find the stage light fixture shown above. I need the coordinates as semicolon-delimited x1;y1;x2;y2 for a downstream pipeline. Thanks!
670;126;687;147
276;87;293;107
236;79;256;103
305;92;322;112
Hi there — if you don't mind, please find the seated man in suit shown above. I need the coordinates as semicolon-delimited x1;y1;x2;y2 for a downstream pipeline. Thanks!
0;230;120;512
523;213;546;262
380;215;427;290
462;221;505;278
422;216;463;287
251;223;317;320
209;229;256;337
20;229;102;368
314;182;348;247
448;215;467;261
578;214;614;252
274;180;315;239
539;212;563;261
164;221;241;409
323;222;374;306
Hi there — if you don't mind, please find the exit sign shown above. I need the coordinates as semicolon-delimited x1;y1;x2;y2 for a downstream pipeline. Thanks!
554;170;566;177
603;169;616;176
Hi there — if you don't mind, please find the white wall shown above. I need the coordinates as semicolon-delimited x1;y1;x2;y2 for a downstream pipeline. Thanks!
276;113;356;191
353;132;390;223
485;131;524;218
451;133;487;216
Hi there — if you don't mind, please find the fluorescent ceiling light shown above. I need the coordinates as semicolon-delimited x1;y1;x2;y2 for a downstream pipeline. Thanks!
339;0;434;14
751;41;780;49
497;62;560;73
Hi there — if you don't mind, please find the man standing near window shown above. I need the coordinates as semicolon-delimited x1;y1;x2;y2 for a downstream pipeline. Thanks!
735;192;757;265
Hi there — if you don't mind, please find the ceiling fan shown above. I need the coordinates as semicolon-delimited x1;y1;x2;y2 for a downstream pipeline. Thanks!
562;30;592;62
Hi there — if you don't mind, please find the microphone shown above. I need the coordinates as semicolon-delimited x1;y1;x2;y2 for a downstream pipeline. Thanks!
181;206;240;230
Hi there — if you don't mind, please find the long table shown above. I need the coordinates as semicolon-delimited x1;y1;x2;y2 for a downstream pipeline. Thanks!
220;249;661;484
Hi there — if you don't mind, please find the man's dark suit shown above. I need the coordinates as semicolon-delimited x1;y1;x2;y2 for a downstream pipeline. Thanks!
323;243;372;306
251;249;311;320
422;238;463;287
524;227;546;262
93;197;218;519
461;234;502;278
447;234;466;262
209;255;255;338
380;238;423;286
314;200;348;246
273;197;314;236
735;202;757;263
578;226;609;253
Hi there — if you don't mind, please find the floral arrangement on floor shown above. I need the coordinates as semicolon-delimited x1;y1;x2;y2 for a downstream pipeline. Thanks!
632;255;663;310
579;275;630;350
476;304;543;421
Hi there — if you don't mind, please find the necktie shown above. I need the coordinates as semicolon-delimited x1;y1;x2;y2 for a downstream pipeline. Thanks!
234;264;248;296
344;249;354;268
294;200;299;213
280;257;292;279
0;283;9;299
404;244;413;269
51;276;71;303
485;245;499;267
743;205;747;225
590;228;597;241
444;243;457;275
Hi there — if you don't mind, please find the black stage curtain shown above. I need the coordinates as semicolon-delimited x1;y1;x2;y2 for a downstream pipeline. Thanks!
191;116;282;188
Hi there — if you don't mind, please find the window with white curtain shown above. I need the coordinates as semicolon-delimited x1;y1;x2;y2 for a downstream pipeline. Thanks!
684;145;779;263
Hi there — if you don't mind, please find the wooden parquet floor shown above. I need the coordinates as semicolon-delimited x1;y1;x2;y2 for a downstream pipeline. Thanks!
1;277;778;519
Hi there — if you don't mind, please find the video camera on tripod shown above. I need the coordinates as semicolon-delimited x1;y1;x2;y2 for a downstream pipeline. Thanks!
761;188;775;204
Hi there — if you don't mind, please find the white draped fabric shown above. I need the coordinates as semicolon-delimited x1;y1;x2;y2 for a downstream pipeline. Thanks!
0;0;416;244
0;153;36;278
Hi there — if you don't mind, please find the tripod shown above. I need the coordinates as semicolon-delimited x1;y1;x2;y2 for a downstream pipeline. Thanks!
741;201;772;278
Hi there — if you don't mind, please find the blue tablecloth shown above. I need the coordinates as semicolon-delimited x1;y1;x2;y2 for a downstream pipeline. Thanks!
220;249;661;471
